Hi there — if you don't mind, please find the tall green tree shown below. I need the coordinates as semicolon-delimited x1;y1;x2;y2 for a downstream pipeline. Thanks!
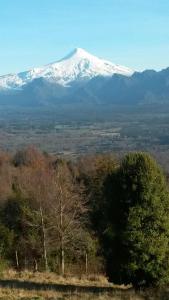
104;152;169;287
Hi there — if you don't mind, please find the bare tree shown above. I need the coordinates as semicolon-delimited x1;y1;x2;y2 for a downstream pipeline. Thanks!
17;161;53;271
0;152;13;202
16;153;89;275
48;162;87;275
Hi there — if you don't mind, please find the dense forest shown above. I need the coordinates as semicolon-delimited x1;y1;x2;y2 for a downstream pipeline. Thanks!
0;147;169;288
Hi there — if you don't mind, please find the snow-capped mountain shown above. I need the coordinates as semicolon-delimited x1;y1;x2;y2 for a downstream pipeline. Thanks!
0;48;133;90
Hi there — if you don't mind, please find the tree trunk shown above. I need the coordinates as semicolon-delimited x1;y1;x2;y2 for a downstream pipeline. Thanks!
60;195;65;275
15;250;19;270
61;245;65;276
40;205;48;271
85;251;88;275
34;259;38;272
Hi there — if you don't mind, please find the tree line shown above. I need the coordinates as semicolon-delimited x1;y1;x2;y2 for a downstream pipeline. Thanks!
0;147;169;287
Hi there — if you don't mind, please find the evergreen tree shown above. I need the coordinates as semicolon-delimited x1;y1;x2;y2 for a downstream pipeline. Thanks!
104;152;169;287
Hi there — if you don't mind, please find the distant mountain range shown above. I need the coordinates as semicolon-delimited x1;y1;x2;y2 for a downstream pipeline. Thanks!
0;48;169;107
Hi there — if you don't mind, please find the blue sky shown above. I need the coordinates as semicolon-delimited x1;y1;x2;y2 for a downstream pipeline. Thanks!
0;0;169;75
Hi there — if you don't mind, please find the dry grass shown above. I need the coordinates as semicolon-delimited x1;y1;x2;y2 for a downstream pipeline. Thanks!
2;269;129;288
0;288;145;300
0;269;157;300
0;269;133;300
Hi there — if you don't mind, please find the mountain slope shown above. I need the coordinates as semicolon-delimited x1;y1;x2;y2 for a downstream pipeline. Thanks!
0;48;133;90
70;68;169;105
0;49;169;108
1;67;169;107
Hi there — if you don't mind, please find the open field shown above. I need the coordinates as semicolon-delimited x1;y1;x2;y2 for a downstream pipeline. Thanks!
0;270;131;300
0;270;169;300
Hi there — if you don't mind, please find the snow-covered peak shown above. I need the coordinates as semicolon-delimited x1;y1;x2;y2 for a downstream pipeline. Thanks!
60;48;91;60
0;48;134;90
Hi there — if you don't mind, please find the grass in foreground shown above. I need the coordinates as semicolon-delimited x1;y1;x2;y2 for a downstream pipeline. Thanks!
0;270;129;299
0;270;163;300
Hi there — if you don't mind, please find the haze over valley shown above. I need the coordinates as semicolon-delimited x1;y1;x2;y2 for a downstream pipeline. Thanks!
0;48;169;170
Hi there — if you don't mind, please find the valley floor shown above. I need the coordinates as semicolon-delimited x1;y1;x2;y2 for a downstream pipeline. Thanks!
1;106;169;172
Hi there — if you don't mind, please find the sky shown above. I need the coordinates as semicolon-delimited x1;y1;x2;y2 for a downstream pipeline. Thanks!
0;0;169;75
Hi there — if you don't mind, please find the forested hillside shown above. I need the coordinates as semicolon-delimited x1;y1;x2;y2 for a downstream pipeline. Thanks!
0;147;169;288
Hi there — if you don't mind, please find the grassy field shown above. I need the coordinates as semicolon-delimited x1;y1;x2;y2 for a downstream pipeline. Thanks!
0;270;168;300
0;270;133;300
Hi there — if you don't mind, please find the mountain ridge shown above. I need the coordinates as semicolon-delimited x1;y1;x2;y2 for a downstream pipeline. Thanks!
0;49;169;108
0;48;133;90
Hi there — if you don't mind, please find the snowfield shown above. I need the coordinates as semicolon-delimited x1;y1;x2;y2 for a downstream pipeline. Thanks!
0;48;133;90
